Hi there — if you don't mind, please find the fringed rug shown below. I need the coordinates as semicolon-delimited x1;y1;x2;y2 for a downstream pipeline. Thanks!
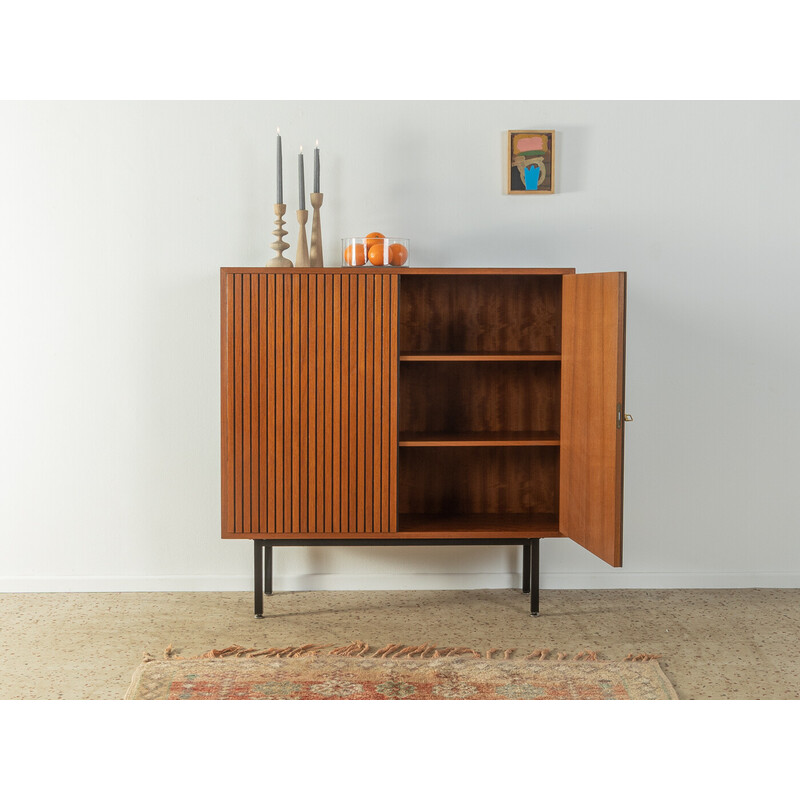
125;643;677;700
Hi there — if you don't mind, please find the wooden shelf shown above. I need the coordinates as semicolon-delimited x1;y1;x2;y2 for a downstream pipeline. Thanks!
399;431;560;447
399;513;560;535
399;351;561;362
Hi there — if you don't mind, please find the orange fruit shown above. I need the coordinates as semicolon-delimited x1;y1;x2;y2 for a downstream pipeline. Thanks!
367;243;387;266
389;243;408;266
364;231;385;250
344;243;366;266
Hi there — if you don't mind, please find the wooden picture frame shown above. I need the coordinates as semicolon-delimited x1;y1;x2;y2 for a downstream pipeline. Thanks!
507;130;554;194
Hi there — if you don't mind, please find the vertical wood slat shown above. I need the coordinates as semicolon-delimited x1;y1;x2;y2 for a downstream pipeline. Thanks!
267;274;276;533
242;275;251;532
283;276;293;532
373;277;383;532
234;274;243;533
259;275;267;532
307;275;317;533
299;275;308;532
381;275;391;532
223;273;235;533
292;275;300;532
389;274;398;530
251;275;260;530
332;275;342;532
274;275;284;530
340;276;350;533
364;276;374;532
357;275;366;532
316;276;325;532
324;275;333;532
348;276;358;532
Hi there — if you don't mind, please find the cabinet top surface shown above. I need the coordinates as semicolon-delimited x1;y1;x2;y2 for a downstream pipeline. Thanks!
221;267;577;275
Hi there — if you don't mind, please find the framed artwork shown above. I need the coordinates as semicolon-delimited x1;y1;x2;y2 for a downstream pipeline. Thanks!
507;130;554;194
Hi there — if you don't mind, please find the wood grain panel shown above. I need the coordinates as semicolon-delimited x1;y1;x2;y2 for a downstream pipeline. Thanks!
560;272;626;567
399;361;560;437
398;275;562;354
398;447;559;517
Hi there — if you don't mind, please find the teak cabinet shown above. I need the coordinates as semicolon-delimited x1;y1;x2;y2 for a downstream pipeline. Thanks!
220;267;627;616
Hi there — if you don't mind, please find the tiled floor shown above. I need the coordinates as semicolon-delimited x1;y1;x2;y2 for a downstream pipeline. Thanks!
1;588;799;699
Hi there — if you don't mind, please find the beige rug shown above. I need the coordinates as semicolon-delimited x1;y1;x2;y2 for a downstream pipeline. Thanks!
126;643;677;700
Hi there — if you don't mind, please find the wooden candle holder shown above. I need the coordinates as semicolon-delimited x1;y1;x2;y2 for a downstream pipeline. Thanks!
267;204;293;268
309;192;323;267
295;209;310;267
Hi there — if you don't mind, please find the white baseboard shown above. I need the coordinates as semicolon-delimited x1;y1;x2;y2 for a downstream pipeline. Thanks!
1;571;799;592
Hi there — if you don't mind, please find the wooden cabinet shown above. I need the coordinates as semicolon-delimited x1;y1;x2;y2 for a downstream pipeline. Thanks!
220;267;627;615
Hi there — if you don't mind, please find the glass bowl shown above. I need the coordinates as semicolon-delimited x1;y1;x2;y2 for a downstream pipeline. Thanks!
342;236;410;267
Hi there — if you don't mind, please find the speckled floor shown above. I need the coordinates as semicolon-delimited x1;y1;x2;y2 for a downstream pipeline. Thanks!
1;588;799;699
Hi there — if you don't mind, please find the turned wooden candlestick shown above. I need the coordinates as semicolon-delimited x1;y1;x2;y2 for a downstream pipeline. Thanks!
295;209;310;267
309;192;323;267
267;203;293;268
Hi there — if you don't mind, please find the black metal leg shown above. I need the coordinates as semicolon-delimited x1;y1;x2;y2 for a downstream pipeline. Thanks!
264;545;273;596
522;544;531;593
530;538;540;617
254;540;264;618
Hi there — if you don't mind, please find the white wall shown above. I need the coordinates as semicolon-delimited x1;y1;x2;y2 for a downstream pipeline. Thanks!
1;100;799;591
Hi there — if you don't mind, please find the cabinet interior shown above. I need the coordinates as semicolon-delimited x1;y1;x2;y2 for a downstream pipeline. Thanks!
397;274;563;535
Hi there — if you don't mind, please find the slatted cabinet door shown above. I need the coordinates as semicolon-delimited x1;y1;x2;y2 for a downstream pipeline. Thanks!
221;270;399;537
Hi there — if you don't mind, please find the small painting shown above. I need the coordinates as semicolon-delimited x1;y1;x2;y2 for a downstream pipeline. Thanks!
507;130;554;194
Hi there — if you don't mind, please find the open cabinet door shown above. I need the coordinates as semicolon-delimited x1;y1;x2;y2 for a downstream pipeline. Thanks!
560;272;627;566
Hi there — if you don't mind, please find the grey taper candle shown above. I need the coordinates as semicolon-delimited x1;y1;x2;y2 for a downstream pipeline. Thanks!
314;141;320;193
276;128;283;204
298;147;305;210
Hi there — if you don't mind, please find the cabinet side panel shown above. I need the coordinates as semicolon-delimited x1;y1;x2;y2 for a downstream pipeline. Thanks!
560;272;626;567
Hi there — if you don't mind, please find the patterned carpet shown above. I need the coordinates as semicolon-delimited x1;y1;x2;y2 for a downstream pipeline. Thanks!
125;643;678;700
